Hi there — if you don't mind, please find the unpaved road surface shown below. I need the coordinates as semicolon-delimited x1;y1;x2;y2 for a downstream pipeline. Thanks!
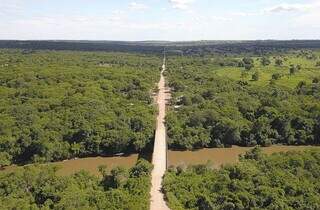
150;58;170;210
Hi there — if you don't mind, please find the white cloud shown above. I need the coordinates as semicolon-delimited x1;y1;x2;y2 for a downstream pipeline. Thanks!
1;13;185;40
264;3;312;13
109;10;125;21
294;1;320;28
0;0;22;16
1;0;320;40
230;1;319;17
261;1;320;28
210;16;232;22
129;2;148;11
168;0;195;10
230;12;262;17
192;14;231;23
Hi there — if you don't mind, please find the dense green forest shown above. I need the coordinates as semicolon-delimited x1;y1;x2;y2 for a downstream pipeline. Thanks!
0;159;152;210
1;40;320;55
166;50;320;149
0;50;160;166
1;46;320;210
163;148;320;210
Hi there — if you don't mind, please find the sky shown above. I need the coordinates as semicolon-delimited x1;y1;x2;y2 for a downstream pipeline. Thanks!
0;0;319;41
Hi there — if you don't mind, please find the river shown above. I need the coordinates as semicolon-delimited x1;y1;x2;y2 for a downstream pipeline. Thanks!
2;154;138;176
168;145;318;168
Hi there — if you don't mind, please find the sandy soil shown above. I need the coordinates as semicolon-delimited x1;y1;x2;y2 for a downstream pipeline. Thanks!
150;59;170;210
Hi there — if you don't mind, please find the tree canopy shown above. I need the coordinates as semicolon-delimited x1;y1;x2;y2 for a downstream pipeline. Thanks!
166;52;320;150
163;148;320;210
0;159;152;210
0;50;160;165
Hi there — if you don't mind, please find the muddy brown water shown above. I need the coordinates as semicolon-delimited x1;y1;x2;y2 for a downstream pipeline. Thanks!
168;145;319;168
2;146;318;177
2;154;138;177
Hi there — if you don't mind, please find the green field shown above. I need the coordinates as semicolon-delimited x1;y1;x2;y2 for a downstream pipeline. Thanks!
215;51;320;89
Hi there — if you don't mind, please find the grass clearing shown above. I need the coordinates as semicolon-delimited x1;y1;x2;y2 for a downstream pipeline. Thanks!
215;52;320;89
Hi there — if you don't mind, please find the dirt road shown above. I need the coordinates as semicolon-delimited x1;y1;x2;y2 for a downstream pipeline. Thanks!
150;57;170;210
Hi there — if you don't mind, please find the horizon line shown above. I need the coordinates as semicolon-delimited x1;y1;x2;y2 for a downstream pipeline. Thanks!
1;39;320;42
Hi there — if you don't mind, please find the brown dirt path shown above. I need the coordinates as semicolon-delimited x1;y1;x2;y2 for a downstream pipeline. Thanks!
150;57;170;210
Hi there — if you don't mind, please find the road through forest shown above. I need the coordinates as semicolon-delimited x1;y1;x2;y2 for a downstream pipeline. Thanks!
150;57;170;210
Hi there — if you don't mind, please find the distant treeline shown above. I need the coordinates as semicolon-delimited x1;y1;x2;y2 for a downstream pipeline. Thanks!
1;40;320;55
